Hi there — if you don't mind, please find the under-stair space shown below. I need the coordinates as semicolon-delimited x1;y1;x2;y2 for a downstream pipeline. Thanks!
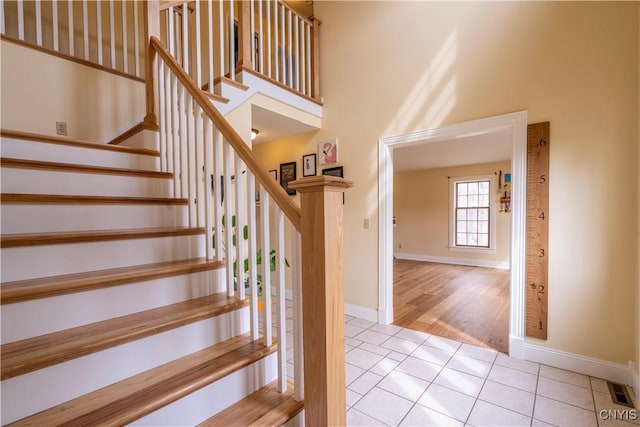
0;133;299;425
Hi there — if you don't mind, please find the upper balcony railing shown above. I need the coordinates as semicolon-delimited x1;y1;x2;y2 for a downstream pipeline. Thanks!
159;0;320;103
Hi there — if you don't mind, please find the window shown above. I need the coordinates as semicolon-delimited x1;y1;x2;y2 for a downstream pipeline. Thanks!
449;175;496;251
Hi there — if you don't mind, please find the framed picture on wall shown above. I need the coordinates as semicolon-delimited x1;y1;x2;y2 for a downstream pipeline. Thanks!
302;153;317;177
280;162;297;195
318;138;339;164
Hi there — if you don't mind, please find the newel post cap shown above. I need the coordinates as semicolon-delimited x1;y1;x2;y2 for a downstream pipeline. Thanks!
288;176;354;193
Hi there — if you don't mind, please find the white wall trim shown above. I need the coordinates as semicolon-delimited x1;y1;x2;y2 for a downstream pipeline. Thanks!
394;252;509;270
379;111;528;359
345;303;379;323
524;342;633;385
630;362;639;396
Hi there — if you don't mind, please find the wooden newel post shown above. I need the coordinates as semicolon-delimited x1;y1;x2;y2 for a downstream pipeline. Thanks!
288;176;353;427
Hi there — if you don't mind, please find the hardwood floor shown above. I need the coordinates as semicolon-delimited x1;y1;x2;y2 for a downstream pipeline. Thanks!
393;259;509;353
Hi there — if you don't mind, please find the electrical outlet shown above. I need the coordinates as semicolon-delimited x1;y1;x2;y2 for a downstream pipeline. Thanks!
363;218;369;229
398;243;402;249
56;122;68;136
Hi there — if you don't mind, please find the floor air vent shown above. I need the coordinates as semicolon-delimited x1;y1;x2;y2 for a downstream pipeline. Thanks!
607;381;634;408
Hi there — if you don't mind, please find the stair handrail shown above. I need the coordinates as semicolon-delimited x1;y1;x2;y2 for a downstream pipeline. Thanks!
149;35;301;230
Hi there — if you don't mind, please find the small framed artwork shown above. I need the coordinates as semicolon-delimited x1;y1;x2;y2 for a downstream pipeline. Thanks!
302;153;317;177
268;169;277;181
322;166;343;178
318;137;339;164
280;162;297;195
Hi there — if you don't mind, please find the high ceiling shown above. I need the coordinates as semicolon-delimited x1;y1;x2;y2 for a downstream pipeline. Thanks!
393;127;513;172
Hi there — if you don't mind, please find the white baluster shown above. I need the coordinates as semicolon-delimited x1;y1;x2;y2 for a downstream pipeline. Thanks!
133;0;139;76
250;0;255;71
280;3;285;83
97;0;103;65
261;189;272;345
52;0;59;51
276;208;287;392
213;129;224;260
204;117;214;259
305;23;311;96
300;20;306;95
272;0;277;80
195;0;201;88
248;172;259;339
287;8;292;87
186;92;196;227
109;0;115;68
294;15;299;91
35;0;42;46
194;103;202;228
181;2;188;74
224;145;235;297
292;229;304;400
82;0;89;60
67;1;74;56
235;156;246;300
122;0;128;74
229;0;235;80
207;0;213;92
266;0;271;78
159;59;167;174
0;0;5;35
171;73;180;197
17;0;24;40
258;0;264;74
218;1;224;79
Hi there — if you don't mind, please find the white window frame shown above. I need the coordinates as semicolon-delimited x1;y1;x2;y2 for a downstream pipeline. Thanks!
449;174;497;253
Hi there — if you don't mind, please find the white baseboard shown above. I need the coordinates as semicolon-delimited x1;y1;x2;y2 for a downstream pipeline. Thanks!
394;252;509;269
345;303;378;322
524;342;632;385
285;290;379;323
509;335;525;359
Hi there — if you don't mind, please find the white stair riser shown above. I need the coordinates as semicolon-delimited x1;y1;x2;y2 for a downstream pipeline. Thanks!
1;138;159;171
1;204;189;234
1;268;226;344
1;168;174;198
0;308;250;425
1;234;206;282
132;353;278;426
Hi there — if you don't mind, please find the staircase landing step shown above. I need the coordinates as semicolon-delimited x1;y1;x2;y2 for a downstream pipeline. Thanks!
1;292;247;380
0;226;204;248
199;380;304;427
1;258;224;305
1;129;160;157
8;335;276;427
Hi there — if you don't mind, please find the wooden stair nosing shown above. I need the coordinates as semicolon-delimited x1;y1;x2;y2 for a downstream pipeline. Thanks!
1;129;160;157
8;335;276;427
0;226;205;248
1;292;248;380
1;258;225;305
0;157;173;179
199;380;304;427
0;193;189;205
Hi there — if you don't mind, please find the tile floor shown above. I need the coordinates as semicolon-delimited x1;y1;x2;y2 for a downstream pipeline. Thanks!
283;309;638;427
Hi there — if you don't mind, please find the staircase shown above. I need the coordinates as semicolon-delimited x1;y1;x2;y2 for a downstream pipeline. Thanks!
0;131;303;425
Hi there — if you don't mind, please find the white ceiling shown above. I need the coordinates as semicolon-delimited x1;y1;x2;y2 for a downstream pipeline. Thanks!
251;105;319;145
393;128;513;172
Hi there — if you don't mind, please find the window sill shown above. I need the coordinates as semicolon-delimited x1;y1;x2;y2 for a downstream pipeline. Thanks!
449;246;497;255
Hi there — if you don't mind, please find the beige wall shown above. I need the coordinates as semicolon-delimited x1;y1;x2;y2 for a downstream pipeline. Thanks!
260;1;638;365
394;161;511;266
1;40;145;141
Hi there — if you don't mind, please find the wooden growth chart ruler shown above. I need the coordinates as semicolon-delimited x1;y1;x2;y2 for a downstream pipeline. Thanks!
526;122;550;339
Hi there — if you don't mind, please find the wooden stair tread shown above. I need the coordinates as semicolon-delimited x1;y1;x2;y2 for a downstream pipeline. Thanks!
1;258;225;305
199;380;304;427
1;292;247;380
1;129;160;157
9;335;276;427
0;157;173;178
0;226;205;248
0;193;188;205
